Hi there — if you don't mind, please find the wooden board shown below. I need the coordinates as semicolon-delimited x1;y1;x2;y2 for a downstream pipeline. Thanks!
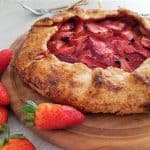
2;35;150;150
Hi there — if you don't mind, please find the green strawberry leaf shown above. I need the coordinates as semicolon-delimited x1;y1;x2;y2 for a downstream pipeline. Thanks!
21;100;37;126
23;117;34;127
21;100;37;113
0;138;7;147
26;100;37;109
23;112;34;124
5;124;10;138
26;113;34;120
9;134;25;139
0;124;10;137
0;124;7;132
24;119;33;122
24;113;34;122
21;105;36;113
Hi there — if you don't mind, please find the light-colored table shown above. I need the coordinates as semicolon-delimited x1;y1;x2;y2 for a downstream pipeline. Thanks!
0;0;149;149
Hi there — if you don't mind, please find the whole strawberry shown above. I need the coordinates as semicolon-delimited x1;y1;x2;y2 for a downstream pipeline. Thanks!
0;83;10;106
0;49;12;75
0;137;36;150
0;106;8;125
21;101;85;130
0;126;36;150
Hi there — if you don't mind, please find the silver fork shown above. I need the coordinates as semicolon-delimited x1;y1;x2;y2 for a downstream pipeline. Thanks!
18;1;150;19
18;0;89;16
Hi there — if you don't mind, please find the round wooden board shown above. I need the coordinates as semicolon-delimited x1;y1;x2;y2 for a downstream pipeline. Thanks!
2;35;150;150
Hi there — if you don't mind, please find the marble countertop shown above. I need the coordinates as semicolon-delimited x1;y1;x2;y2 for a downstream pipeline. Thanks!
0;0;149;149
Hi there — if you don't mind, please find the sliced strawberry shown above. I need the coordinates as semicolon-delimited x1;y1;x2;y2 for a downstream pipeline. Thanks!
121;30;135;41
57;55;77;63
47;17;149;72
86;22;113;39
70;35;88;52
133;41;150;57
75;20;85;35
79;55;106;68
86;22;108;33
89;37;113;57
101;55;120;67
141;37;150;48
77;49;92;58
103;20;125;31
120;58;133;72
53;31;74;41
56;46;75;55
113;39;135;56
48;40;64;52
124;45;136;54
70;35;88;44
125;53;145;70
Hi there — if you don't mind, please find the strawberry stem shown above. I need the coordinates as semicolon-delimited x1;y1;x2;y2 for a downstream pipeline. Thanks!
21;105;36;113
21;100;37;113
0;125;26;147
0;124;10;138
21;100;37;125
9;134;25;139
0;138;6;147
0;124;9;147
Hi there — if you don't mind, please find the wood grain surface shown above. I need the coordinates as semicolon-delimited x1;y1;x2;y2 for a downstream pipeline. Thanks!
2;35;150;150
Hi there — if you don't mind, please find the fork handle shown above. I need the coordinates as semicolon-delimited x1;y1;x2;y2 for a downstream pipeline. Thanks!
47;1;88;13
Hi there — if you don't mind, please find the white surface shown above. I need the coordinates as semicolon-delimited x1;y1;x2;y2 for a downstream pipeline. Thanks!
0;0;149;149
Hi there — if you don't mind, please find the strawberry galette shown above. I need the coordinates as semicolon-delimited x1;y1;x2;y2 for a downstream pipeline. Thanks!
15;8;150;114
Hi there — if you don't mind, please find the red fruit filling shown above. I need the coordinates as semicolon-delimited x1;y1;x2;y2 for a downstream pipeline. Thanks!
47;17;150;72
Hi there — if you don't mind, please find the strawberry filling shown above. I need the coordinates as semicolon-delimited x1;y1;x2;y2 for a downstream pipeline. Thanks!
47;17;150;72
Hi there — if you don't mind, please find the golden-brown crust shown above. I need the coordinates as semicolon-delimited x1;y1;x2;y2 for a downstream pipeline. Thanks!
15;7;150;114
134;58;150;85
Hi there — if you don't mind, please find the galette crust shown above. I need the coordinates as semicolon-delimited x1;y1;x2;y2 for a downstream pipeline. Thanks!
15;7;150;114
